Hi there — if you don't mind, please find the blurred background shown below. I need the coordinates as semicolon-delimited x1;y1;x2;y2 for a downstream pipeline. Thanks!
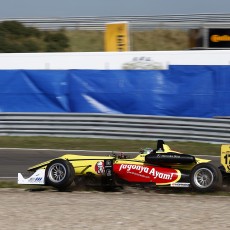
0;14;229;53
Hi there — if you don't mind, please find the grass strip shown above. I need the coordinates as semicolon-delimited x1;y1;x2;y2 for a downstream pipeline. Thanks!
0;136;221;155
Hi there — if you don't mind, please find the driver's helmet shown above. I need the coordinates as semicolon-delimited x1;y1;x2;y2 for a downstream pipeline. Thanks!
140;148;153;154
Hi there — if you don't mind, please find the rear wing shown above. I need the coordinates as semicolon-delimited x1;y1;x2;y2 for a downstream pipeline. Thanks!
221;145;230;173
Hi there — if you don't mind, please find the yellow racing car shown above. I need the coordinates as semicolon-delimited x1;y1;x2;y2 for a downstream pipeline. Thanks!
18;140;230;192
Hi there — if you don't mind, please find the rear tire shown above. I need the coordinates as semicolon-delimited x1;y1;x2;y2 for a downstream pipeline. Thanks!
45;159;75;190
190;163;222;192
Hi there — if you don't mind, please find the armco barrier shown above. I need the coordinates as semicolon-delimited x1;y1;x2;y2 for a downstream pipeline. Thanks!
0;113;229;143
3;14;230;30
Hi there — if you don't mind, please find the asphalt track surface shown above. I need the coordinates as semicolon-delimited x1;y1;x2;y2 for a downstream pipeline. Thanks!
0;148;220;180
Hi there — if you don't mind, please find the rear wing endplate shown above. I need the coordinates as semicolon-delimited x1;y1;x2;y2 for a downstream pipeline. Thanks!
221;145;230;173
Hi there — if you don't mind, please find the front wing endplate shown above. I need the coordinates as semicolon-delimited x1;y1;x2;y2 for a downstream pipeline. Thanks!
18;169;45;185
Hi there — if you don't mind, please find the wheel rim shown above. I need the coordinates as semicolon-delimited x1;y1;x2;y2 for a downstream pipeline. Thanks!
193;168;214;188
48;163;67;183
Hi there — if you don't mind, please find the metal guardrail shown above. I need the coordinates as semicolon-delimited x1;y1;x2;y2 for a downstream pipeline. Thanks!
1;13;230;30
0;113;229;143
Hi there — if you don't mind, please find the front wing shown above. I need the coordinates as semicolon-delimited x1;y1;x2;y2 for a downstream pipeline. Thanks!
18;169;45;185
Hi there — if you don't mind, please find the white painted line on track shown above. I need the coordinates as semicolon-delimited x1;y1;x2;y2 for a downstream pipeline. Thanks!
0;177;17;179
0;147;136;154
0;147;110;152
0;147;220;157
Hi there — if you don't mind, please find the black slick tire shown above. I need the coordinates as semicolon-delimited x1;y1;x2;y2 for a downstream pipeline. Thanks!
190;163;222;192
45;159;75;190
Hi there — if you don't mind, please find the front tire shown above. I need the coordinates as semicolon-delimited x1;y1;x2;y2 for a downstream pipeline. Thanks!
45;159;75;190
190;163;222;192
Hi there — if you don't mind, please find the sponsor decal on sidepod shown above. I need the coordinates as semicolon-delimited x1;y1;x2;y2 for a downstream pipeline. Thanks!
113;164;181;185
95;161;105;174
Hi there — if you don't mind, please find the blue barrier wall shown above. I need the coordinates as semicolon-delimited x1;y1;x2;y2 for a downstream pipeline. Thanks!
0;66;230;117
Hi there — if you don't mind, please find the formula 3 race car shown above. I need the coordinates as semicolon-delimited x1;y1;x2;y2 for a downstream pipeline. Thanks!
18;140;230;192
